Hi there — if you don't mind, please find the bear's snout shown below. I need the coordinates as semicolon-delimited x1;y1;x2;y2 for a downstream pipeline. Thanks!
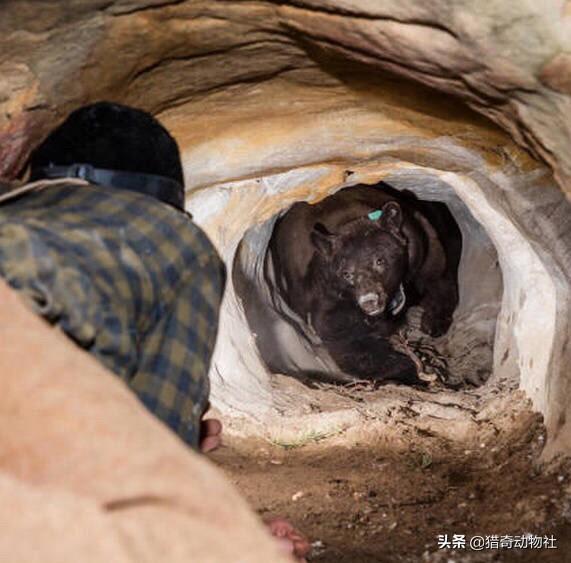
357;292;386;316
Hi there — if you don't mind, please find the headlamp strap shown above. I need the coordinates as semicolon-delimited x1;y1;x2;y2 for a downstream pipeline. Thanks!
32;164;184;210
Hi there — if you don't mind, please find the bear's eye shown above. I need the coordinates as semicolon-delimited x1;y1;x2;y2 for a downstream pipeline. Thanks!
342;271;353;281
375;258;385;267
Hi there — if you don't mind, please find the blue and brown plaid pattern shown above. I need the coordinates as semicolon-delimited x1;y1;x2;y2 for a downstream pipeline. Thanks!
0;182;225;448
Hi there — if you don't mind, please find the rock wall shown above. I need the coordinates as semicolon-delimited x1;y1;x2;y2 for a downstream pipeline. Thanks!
0;280;291;563
1;0;570;455
1;1;571;192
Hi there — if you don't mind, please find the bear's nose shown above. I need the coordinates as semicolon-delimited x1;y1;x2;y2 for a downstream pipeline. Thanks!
358;293;385;316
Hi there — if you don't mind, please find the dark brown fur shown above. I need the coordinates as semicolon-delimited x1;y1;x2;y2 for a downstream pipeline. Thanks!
267;182;462;384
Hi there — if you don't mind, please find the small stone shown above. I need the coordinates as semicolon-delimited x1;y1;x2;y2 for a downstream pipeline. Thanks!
292;491;304;501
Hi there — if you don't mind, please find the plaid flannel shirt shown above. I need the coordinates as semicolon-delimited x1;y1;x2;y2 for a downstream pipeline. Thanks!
0;182;225;449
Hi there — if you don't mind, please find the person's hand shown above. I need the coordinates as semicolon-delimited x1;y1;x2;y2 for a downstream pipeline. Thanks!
199;417;222;453
265;516;311;562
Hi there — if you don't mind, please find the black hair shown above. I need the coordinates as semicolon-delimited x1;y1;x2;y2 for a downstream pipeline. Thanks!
29;101;184;209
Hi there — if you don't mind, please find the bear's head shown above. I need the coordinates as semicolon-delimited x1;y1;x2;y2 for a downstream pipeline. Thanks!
311;201;408;318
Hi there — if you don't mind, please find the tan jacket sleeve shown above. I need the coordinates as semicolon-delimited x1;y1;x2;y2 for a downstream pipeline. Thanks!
0;280;291;563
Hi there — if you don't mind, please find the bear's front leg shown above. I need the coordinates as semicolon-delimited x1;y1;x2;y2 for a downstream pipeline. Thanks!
329;335;422;386
418;277;459;337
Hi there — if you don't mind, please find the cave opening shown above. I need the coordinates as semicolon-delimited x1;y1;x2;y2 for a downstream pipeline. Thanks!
234;174;503;394
186;145;560;441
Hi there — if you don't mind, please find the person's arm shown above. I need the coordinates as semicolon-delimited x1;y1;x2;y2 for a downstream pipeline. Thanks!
129;252;225;449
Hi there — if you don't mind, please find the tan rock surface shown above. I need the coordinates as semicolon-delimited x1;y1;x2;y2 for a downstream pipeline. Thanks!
1;0;570;192
0;280;290;563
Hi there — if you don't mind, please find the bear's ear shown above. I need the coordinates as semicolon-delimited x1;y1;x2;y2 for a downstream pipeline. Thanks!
380;201;403;236
311;222;338;255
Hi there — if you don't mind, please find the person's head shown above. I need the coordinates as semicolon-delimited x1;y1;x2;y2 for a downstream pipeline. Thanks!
29;101;185;210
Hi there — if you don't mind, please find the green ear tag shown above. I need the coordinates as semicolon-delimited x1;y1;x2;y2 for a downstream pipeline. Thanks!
368;209;383;221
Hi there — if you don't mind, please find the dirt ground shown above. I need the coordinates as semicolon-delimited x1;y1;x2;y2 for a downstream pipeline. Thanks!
212;382;571;562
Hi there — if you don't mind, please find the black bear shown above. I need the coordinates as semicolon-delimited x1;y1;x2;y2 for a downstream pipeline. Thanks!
267;181;462;384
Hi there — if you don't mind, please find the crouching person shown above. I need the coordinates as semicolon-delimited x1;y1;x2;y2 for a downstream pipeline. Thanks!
0;102;222;450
